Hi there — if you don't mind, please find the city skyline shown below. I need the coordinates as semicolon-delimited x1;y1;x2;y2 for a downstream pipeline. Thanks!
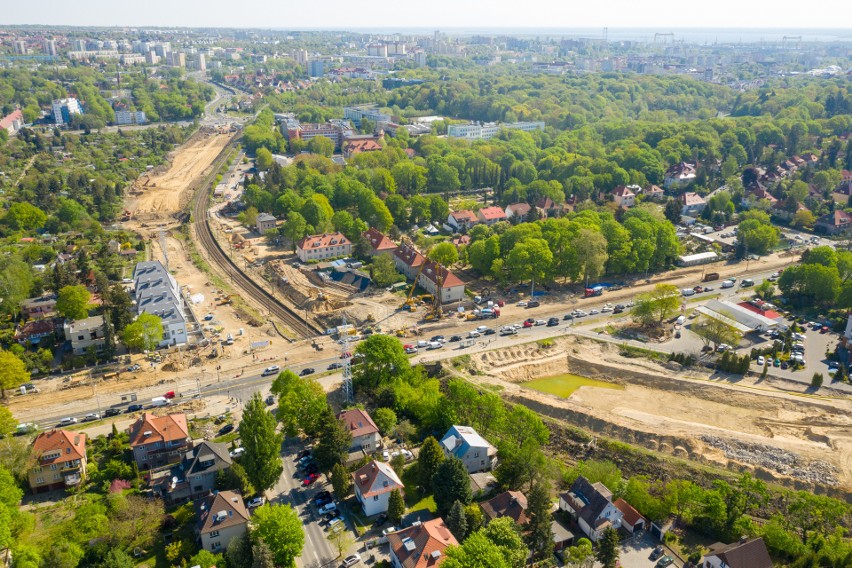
4;0;852;32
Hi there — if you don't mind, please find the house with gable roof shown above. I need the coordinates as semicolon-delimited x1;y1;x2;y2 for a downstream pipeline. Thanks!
559;476;624;542
338;408;382;451
476;206;507;226
195;490;251;552
388;517;458;568
480;490;529;526
28;430;87;492
363;228;398;257
128;412;191;470
440;425;497;473
447;210;478;232
611;185;636;208
151;440;233;502
703;537;773;568
353;460;405;516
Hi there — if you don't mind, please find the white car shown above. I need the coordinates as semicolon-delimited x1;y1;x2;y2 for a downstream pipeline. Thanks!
717;344;731;352
511;323;522;329
468;330;481;338
401;449;414;460
793;333;807;341
382;450;390;461
58;417;78;426
476;325;489;333
342;554;362;567
382;526;398;536
601;306;613;312
247;497;265;508
589;309;600;315
318;502;338;515
83;413;100;422
230;447;246;458
404;347;418;354
516;301;528;307
534;319;546;326
427;341;443;350
261;365;280;376
416;340;429;348
757;356;765;366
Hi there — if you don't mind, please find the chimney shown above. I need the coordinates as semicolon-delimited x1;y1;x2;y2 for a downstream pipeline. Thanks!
739;536;748;544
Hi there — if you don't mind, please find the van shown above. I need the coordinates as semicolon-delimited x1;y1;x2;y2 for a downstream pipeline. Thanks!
721;280;735;289
681;288;696;297
500;326;517;336
675;316;686;326
151;397;170;407
741;278;754;287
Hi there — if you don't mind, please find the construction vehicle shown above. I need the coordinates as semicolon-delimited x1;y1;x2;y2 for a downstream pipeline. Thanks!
401;261;427;311
217;295;233;306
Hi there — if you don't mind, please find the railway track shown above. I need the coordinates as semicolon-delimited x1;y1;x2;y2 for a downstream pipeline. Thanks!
191;150;322;340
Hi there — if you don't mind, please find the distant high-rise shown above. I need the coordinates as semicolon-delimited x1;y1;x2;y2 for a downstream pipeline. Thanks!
293;49;308;66
72;39;87;51
309;59;326;77
43;39;58;56
14;40;28;55
52;98;83;127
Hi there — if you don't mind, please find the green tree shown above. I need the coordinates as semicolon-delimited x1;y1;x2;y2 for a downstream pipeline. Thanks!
330;462;352;500
664;198;682;224
225;533;253;568
353;334;410;392
282;212;309;252
811;373;823;389
0;257;34;316
56;284;91;320
481;518;528;568
370;254;402;288
417;436;445;490
216;461;254;495
4;202;47;231
524;481;554;560
443;531;512;568
566;538;594;564
786;490;848;544
240;393;284;492
256;147;274;171
313;410;350;472
692;315;743;349
252;539;276;568
754;280;775;300
465;503;484;535
432;456;473;515
121;313;164;352
631;283;680;327
0;350;29;399
737;212;779;255
778;263;841;308
505;238;552;292
307;135;334;157
0;406;17;438
387;488;406;525
446;500;468;541
373;407;397;435
252;503;305;568
596;527;620;568
573;228;608;286
271;370;329;438
428;242;459;267
95;548;136;568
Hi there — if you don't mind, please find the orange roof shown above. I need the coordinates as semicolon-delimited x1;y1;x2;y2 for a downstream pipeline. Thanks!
345;139;382;154
420;259;464;289
363;228;397;252
388;518;458;568
196;490;251;534
613;498;646;527
353;460;404;498
297;232;351;251
338;408;380;438
477;206;506;220
480;490;529;524
128;413;189;447
32;430;87;464
450;210;477;223
394;243;426;269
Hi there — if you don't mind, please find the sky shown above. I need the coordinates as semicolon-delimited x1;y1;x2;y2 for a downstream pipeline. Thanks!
3;0;851;31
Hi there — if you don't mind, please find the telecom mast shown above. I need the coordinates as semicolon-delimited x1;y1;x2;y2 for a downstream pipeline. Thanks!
340;316;353;404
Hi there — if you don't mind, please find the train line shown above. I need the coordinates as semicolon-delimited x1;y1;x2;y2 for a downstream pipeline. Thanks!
191;149;322;340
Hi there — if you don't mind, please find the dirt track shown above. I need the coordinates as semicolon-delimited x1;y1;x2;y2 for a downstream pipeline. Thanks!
463;336;852;493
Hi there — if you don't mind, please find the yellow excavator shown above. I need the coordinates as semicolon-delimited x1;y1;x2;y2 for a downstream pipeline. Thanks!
401;261;427;312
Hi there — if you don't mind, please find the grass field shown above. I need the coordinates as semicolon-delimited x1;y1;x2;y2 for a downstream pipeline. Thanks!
523;373;624;398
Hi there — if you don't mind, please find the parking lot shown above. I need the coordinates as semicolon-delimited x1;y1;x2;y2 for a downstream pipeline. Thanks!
618;532;682;568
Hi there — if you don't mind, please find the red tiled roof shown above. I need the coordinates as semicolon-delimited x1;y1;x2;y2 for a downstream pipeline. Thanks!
363;228;397;253
450;210;477;223
612;185;635;197
477;206;506;220
344;138;382;154
679;192;705;206
613;498;645;527
196;490;250;534
32;430;87;464
297;232;351;251
0;109;23;130
128;413;189;447
388;518;458;568
394;243;425;269
480;491;529;524
420;259;464;289
338;408;380;438
507;203;532;216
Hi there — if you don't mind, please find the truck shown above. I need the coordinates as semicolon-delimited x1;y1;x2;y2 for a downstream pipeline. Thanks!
703;272;720;282
585;286;604;298
151;397;170;407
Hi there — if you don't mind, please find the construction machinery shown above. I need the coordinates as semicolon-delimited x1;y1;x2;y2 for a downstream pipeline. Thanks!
401;261;427;311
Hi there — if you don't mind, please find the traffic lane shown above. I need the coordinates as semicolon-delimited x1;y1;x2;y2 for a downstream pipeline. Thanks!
274;443;336;568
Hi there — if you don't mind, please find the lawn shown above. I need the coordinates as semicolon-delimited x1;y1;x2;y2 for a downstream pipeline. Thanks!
400;464;437;514
523;373;624;399
407;494;437;514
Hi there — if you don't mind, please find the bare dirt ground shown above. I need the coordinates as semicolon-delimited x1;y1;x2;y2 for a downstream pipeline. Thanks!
460;336;852;494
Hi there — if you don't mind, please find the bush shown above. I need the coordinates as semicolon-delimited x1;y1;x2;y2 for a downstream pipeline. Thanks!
811;373;823;388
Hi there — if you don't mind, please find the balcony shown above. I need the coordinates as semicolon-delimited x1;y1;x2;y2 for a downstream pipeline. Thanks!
64;472;82;486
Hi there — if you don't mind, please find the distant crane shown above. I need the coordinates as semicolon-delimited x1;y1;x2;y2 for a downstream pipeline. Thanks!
782;35;802;49
602;27;608;42
654;32;675;44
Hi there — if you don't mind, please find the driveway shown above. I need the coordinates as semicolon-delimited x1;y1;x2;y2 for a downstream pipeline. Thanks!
619;532;682;568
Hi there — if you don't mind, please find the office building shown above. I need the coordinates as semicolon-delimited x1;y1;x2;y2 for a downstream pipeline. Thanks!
344;105;391;125
52;98;83;127
14;40;28;55
447;121;544;140
309;59;326;77
43;39;57;56
293;49;308;65
114;109;148;125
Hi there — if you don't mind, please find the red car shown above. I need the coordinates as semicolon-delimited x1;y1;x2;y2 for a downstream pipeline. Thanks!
523;320;534;328
302;473;319;486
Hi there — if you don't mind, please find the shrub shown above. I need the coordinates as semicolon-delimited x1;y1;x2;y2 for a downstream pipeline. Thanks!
811;373;823;389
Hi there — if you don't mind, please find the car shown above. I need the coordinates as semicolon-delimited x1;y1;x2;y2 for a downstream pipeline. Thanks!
318;502;338;514
534;319;546;326
522;320;533;328
449;335;462;342
674;330;681;338
126;404;143;413
615;304;625;310
261;365;280;376
613;307;624;314
298;449;312;460
416;340;429;348
828;361;840;370
657;556;674;567
740;278;755;287
589;309;600;315
305;463;319;475
427;341;442;350
314;489;331;500
563;314;574;320
300;368;315;376
483;328;496;335
247;497;265;508
601;305;613;312
781;361;789;369
704;286;714;292
127;364;141;372
374;513;389;526
218;424;235;435
327;362;342;370
327;516;343;530
527;300;540;308
757;356;765;366
401;448;414;460
404;347;418;354
230;447;246;458
203;313;214;321
650;546;665;560
104;408;122;417
58;417;78;426
382;526;398;537
315;494;334;507
382;449;390;461
475;325;489;333
342;554;362;567
774;358;781;367
83;413;100;422
793;333;807;341
516;301;528;308
468;330;480;338
430;335;445;343
721;280;735;289
302;473;319;486
574;310;588;318
547;317;559;326
717;344;731;352
323;512;339;523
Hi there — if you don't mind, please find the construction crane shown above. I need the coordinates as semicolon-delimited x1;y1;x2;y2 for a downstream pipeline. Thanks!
654;32;675;44
782;35;802;49
422;263;445;322
340;315;353;404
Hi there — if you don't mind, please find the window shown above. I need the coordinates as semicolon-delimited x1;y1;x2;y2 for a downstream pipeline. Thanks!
474;451;479;458
373;495;379;501
383;481;388;487
210;530;220;538
211;542;221;550
35;477;44;484
54;474;61;481
50;464;57;470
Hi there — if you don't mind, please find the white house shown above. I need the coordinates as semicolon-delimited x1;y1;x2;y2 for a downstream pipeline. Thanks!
440;425;497;473
353;460;404;517
558;476;623;542
195;490;250;553
256;213;277;233
703;537;773;568
296;232;352;263
132;261;187;347
612;185;636;208
447;210;478;232
679;192;706;216
664;162;697;188
505;202;533;221
417;260;466;304
63;315;107;355
476;206;507;226
338;409;382;452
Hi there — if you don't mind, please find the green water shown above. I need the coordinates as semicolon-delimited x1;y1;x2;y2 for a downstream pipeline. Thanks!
524;373;623;398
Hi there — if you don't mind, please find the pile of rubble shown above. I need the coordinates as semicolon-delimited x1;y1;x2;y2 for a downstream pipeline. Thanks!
700;435;839;486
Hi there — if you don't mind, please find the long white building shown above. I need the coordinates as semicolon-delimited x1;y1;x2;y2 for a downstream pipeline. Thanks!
132;261;187;347
448;121;545;140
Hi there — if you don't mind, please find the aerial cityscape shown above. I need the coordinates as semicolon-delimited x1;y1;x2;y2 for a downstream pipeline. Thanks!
0;14;850;568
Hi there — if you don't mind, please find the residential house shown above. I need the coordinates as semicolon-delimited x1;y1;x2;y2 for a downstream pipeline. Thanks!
613;498;646;534
63;315;107;355
151;441;233;502
664;162;697;188
15;319;56;346
388;518;458;568
440;425;497;473
132;261;187;347
840;170;852;192
469;471;499;498
343;137;383;158
28;430;87;493
505;202;533;221
393;243;426;280
256;213;277;233
451;235;471;249
611;185;636;208
642;185;665;201
558;476;622;542
129;413;191;470
476;206;507;226
480;490;528;525
816;210;852;234
679;192;706;216
296;233;352;263
417;260;465;304
195;490;251;553
363;228;398;257
745;186;777;206
447;210;478;232
352;460;405;517
21;295;57;319
702;537;773;568
772;199;810;222
535;196;564;217
0;109;24;135
338;408;382;451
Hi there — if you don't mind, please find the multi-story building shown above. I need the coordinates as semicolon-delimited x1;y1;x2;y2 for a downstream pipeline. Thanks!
132;261;187;347
43;39;58;56
52;98;83;127
388;518;457;568
344;105;391;125
293;49;308;66
114;109;148;125
281;118;354;150
309;59;326;77
14;40;28;55
151;441;233;503
63;315;107;355
353;460;405;516
129;412;191;470
338;409;382;452
447;121;544;140
256;213;277;233
0;109;25;135
440;425;497;473
195;490;251;553
28;430;87;493
418;260;465;304
296;233;352;263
